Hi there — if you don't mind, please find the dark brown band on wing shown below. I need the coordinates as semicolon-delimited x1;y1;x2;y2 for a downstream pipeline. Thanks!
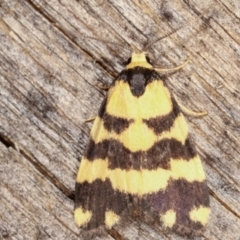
102;113;134;134
143;98;181;135
84;137;197;170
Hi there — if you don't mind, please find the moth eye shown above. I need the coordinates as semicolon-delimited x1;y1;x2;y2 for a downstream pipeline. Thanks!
126;57;132;65
146;56;151;64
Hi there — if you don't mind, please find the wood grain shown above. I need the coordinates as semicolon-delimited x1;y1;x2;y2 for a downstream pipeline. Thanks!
1;0;240;239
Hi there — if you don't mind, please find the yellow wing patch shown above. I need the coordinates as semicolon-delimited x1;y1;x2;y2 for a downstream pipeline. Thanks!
74;207;92;227
76;158;107;183
77;156;205;195
161;210;177;228
105;211;120;227
106;81;173;119
190;206;211;225
170;157;206;182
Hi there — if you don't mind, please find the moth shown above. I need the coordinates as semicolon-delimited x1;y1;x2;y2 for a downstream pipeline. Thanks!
74;50;210;238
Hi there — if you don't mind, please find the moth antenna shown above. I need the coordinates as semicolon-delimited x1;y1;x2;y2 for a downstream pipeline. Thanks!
143;3;215;52
81;34;130;51
143;26;183;51
130;44;141;53
155;56;191;72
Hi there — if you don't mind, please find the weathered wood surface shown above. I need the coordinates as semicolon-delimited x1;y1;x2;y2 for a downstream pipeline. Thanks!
1;0;240;239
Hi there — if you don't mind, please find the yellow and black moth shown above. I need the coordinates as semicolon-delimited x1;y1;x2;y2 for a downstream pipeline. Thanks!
74;52;210;237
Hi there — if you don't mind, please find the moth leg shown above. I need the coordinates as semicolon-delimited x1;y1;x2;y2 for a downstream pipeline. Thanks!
91;59;111;91
94;84;110;91
85;116;96;122
155;57;191;72
176;99;207;117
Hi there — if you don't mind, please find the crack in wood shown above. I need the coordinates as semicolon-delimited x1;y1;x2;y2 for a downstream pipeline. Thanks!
0;133;15;149
19;149;74;201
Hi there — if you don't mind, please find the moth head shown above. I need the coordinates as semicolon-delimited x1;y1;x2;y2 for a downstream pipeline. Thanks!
126;52;153;69
124;27;184;70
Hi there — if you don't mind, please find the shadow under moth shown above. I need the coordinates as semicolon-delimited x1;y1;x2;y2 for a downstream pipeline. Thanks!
74;51;210;238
